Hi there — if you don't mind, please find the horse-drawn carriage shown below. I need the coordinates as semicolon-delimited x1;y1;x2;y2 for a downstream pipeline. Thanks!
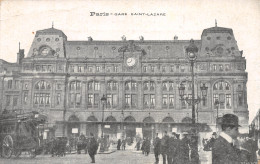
0;111;47;158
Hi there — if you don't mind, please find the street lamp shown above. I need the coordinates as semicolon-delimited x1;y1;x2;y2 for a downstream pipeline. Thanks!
100;94;107;152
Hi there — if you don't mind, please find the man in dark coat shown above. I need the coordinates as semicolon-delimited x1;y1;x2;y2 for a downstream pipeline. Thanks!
180;132;190;163
117;139;121;150
241;136;258;162
160;131;169;164
212;114;242;164
87;133;98;163
153;133;161;164
144;137;151;156
167;132;177;164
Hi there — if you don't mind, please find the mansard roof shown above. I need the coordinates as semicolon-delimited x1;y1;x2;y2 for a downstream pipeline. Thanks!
65;40;201;59
35;27;67;39
202;26;234;36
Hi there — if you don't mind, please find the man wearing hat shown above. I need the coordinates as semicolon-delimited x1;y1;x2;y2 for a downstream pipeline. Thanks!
212;114;242;164
87;133;99;163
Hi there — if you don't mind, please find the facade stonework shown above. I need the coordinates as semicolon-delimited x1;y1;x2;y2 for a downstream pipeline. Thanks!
0;26;248;138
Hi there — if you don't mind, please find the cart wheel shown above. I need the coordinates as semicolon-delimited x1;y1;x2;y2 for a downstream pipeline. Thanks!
29;149;36;158
2;135;13;158
14;149;22;158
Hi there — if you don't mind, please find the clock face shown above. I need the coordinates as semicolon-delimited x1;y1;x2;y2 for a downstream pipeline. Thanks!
126;57;136;66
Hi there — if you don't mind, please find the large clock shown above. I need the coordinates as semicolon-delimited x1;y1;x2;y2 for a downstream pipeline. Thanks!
126;57;136;67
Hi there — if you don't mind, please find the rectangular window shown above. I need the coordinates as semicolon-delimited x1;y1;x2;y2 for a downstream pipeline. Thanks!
180;65;185;72
22;92;27;105
34;93;39;104
48;65;52;72
114;66;118;72
40;93;45;105
107;94;112;106
57;93;61;105
181;100;186;109
169;82;174;91
88;94;93;105
213;94;219;106
150;94;155;106
162;82;167;91
70;66;74;72
219;65;224;71
70;93;75;106
188;94;192;107
7;80;12;89
143;66;147;72
225;64;230;71
70;82;76;90
144;82;149;90
125;82;130;90
113;94;118;107
144;94;149;107
88;66;93;72
78;66;84;72
57;84;62;90
88;82;93;90
107;82;112;90
76;93;81;106
131;94;137;107
42;65;47;72
36;65;41;71
131;82;137;91
169;94;174;108
13;96;18;107
125;94;131;106
94;82;100;91
226;94;231;109
162;66;166;72
46;94;50;105
213;64;217;71
14;80;19;89
96;66;100;72
151;66;155;72
112;82;117;90
170;66;174;72
162;94;168;107
76;82;81;90
219;94;225;109
238;93;243;106
94;94;99;106
150;82;155;91
106;66;111;72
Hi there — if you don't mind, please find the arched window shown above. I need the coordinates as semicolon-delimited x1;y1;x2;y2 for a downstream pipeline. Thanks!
34;80;52;107
213;81;232;109
69;81;82;108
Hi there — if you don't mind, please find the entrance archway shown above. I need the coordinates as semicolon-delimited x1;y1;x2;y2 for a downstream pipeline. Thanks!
67;115;80;137
104;116;117;138
86;116;98;137
142;117;155;139
124;116;136;138
161;116;174;133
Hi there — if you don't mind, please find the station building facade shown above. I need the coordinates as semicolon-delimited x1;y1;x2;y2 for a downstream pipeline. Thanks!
0;25;249;139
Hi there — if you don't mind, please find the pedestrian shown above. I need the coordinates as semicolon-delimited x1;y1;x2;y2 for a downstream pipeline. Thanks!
144;137;150;156
87;133;99;163
241;135;258;162
141;138;146;154
173;134;182;164
160;131;169;164
167;132;176;164
136;140;141;151
117;139;121;150
180;132;190;163
121;139;126;150
212;114;242;163
153;133;161;164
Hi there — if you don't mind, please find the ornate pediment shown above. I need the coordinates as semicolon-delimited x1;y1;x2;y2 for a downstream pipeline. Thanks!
118;41;146;55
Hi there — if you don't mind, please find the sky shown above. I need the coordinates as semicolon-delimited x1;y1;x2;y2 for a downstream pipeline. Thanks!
0;0;259;123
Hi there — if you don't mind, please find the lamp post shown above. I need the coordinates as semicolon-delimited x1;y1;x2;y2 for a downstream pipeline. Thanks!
214;99;220;131
100;94;107;152
178;39;208;164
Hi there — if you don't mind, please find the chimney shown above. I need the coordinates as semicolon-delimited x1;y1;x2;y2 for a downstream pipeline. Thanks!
139;36;144;41
17;42;24;64
121;35;126;41
17;49;24;64
88;36;93;41
174;35;178;40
